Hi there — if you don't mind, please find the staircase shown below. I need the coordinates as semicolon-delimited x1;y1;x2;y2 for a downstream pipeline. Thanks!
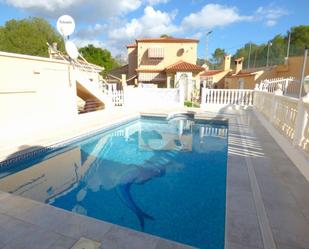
74;69;112;112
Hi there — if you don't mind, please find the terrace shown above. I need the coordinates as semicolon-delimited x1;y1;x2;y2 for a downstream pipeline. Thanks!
0;80;309;249
0;53;308;249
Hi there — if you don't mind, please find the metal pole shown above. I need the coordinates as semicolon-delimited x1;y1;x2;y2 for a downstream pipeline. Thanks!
205;35;209;63
299;47;308;99
266;42;271;67
247;42;252;69
286;31;291;58
205;31;212;64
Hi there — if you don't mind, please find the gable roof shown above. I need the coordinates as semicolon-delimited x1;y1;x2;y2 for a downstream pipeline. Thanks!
200;70;223;77
165;60;204;72
107;64;128;80
136;37;199;43
126;44;137;48
226;70;259;78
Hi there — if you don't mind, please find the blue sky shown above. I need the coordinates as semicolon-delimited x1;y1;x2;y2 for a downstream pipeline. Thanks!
0;0;308;59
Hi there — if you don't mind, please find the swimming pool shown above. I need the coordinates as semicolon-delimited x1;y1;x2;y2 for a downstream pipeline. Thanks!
0;115;228;249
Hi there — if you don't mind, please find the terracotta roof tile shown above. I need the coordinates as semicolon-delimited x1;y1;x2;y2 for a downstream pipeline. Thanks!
126;43;137;48
200;70;223;76
165;60;204;72
226;70;257;78
136;37;199;43
136;68;164;73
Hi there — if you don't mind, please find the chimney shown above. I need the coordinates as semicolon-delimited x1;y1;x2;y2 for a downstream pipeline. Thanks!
223;55;231;71
234;57;243;74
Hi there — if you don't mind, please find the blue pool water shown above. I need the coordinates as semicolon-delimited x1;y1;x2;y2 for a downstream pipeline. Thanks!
0;116;228;249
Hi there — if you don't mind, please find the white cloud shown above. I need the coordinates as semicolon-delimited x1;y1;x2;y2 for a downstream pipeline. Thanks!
76;24;107;39
182;4;252;30
146;0;169;5
191;32;203;39
73;37;125;57
108;6;179;40
3;0;142;20
74;6;179;58
255;6;288;27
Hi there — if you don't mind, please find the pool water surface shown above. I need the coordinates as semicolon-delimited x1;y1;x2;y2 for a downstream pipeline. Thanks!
0;116;228;249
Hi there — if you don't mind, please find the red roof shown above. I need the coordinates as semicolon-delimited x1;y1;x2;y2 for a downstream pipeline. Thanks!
136;68;163;73
165;60;204;72
200;70;223;77
126;44;137;48
226;70;257;78
136;37;199;43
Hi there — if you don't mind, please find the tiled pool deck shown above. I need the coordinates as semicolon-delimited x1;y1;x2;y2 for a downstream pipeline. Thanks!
0;108;308;249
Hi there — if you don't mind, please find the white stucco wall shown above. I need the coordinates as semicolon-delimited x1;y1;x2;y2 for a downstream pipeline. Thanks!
0;52;78;133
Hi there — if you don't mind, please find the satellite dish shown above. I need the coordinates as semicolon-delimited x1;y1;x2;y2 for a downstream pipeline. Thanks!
65;41;79;60
57;15;75;37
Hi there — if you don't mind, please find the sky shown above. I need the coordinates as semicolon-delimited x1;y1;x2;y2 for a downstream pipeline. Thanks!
0;0;308;60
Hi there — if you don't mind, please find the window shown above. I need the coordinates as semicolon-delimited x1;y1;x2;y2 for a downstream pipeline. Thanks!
148;47;164;58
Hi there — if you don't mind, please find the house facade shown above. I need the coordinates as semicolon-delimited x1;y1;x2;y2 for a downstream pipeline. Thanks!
126;37;204;89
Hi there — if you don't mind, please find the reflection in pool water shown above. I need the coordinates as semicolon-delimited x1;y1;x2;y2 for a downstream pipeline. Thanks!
0;117;228;249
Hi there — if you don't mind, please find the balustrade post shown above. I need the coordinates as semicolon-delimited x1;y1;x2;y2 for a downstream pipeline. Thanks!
201;87;206;108
270;90;282;123
121;74;127;89
293;96;309;147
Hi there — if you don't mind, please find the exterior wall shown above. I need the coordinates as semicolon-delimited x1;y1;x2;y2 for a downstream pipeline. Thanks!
276;56;309;79
199;71;231;89
225;75;256;89
137;42;197;70
0;52;78;132
128;47;137;78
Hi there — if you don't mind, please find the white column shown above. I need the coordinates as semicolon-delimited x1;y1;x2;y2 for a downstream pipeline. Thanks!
167;75;171;88
121;74;127;89
293;95;309;146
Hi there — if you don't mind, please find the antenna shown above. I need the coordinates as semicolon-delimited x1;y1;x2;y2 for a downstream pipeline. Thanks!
65;41;79;60
57;15;75;38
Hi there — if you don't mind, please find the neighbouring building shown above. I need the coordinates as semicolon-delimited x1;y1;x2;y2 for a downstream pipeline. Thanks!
224;57;266;89
109;37;204;99
199;55;232;88
223;55;309;89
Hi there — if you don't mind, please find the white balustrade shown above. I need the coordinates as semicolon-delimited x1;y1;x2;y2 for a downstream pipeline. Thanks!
256;77;300;97
255;90;309;155
201;89;254;109
108;89;124;106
